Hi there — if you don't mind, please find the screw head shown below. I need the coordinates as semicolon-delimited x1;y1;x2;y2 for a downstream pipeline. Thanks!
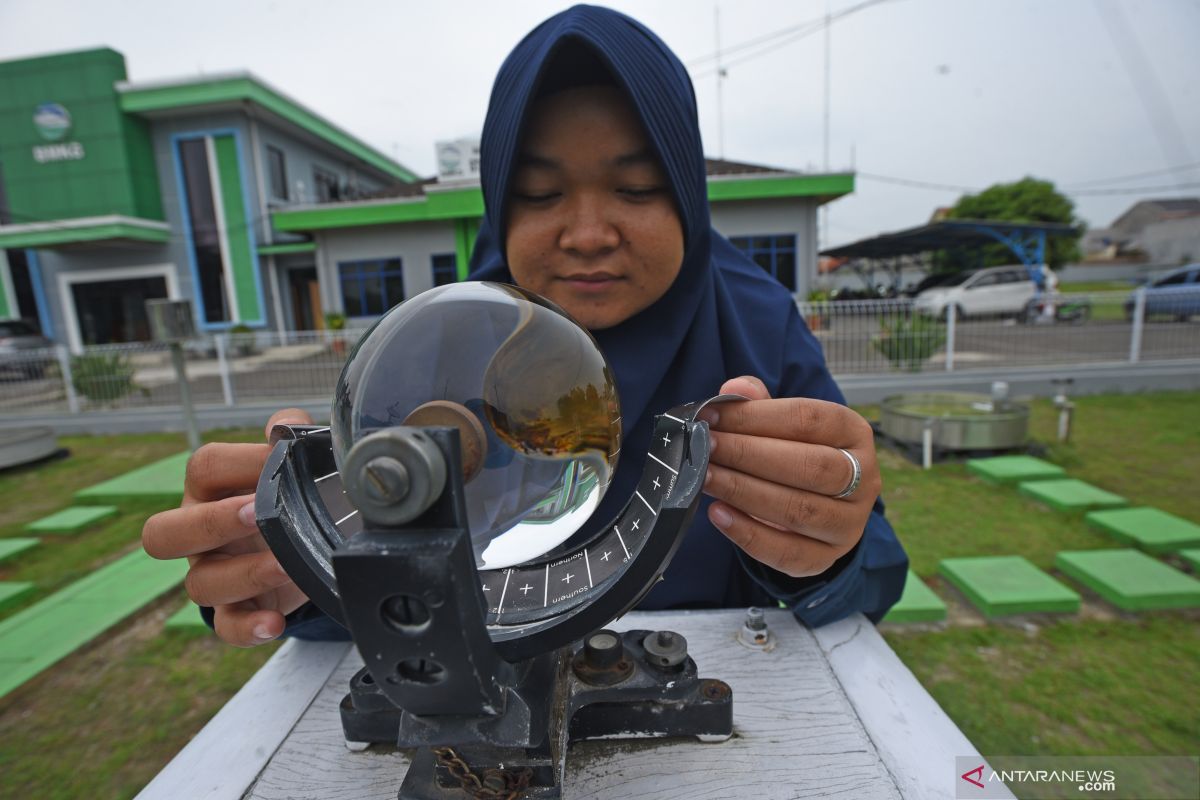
361;456;410;504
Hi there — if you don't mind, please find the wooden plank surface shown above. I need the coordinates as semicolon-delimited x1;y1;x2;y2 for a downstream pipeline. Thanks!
814;615;1014;800
135;638;350;800
247;608;902;799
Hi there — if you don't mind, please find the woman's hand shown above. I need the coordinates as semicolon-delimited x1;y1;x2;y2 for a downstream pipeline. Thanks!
700;376;881;578
142;409;314;646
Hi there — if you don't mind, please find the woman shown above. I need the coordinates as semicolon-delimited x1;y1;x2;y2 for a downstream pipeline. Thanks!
142;5;907;646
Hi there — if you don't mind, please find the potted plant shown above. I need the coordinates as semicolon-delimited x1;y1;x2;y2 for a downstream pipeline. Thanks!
805;289;831;332
324;312;348;356
228;323;255;357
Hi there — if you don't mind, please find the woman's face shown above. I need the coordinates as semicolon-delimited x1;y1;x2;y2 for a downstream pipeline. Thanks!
505;86;685;330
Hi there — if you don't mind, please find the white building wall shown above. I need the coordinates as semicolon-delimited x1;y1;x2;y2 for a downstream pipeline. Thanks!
710;197;820;296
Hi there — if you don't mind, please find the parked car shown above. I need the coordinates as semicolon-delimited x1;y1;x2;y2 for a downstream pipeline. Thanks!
0;320;55;379
1124;264;1200;321
912;266;1040;319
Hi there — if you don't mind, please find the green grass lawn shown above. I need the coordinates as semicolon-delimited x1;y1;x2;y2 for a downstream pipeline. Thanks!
0;428;262;623
873;391;1200;760
0;426;274;799
0;393;1197;796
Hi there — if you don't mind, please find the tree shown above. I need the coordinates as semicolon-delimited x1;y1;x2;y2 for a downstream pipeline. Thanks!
940;177;1084;271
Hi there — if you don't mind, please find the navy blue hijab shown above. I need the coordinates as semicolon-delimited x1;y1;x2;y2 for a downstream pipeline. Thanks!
467;5;904;613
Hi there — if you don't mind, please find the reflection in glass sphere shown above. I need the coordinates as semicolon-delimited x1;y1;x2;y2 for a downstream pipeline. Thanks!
330;282;620;570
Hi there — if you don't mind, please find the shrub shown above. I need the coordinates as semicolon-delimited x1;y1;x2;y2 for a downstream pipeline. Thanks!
70;352;140;403
228;323;256;357
873;315;946;371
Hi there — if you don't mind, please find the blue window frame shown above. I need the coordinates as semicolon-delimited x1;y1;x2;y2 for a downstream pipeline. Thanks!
729;234;797;292
339;258;405;317
431;253;458;287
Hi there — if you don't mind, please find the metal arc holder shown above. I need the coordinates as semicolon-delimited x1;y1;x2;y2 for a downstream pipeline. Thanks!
255;400;737;799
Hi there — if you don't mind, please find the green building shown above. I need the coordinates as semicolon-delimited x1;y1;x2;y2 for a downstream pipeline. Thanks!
0;48;852;351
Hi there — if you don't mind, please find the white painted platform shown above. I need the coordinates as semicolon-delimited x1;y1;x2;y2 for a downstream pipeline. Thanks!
137;609;1012;800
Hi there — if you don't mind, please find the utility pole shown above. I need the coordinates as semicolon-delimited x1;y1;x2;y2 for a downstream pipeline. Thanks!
715;5;726;160
821;0;832;255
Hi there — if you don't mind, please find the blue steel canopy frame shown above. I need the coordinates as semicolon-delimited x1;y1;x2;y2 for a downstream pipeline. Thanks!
820;218;1077;295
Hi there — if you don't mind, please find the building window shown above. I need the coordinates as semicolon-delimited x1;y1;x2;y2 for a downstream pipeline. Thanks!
178;137;229;323
431;253;458;286
729;234;797;292
314;167;340;203
339;258;404;317
267;146;288;201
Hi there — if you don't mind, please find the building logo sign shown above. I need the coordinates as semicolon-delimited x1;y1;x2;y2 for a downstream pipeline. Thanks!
32;102;86;163
34;103;72;141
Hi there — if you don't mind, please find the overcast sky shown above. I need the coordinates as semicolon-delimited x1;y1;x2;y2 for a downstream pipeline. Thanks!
2;0;1198;247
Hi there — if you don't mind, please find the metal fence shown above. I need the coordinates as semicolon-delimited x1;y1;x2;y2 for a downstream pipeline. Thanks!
0;328;368;416
799;290;1200;375
1;290;1197;418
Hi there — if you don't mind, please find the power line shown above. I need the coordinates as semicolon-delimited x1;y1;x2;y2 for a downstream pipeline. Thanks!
859;171;1200;197
1062;161;1200;189
1094;0;1194;190
689;0;894;80
857;172;980;193
1068;181;1200;196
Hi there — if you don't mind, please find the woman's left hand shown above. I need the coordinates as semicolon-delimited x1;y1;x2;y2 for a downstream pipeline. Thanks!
699;376;881;578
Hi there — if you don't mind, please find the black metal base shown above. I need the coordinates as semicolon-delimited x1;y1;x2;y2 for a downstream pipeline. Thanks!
340;629;732;799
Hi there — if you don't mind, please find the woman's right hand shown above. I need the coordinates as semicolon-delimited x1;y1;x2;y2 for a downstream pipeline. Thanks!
143;408;313;646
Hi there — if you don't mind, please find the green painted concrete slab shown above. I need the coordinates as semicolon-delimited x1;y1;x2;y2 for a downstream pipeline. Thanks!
164;601;208;630
0;548;187;698
882;570;946;623
1017;479;1127;512
1181;549;1200;572
939;556;1080;617
1085;507;1200;554
0;582;35;611
24;505;119;534
0;538;40;563
74;451;191;505
966;455;1065;485
1056;549;1200;611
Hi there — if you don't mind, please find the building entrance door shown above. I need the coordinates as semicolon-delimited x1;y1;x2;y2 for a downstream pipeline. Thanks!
70;276;168;345
287;267;321;330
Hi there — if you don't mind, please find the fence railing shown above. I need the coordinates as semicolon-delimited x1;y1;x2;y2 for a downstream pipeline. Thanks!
798;290;1200;375
0;328;369;416
0;291;1197;417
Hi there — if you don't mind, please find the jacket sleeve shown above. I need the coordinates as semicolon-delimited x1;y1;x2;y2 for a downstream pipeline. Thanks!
735;497;908;626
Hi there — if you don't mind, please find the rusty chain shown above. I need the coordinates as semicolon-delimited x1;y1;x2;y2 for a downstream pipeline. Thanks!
432;746;534;800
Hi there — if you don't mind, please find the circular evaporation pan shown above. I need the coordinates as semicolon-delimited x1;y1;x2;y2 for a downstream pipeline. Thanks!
881;392;1029;451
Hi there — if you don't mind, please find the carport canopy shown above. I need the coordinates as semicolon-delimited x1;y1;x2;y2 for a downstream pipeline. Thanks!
820;219;1078;274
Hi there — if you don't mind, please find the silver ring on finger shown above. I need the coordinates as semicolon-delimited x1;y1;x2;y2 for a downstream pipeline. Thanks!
833;448;861;499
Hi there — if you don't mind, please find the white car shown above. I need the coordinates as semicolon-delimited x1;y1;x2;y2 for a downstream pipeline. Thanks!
912;266;1040;319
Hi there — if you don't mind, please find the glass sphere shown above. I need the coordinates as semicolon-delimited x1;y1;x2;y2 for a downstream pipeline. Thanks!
331;282;621;570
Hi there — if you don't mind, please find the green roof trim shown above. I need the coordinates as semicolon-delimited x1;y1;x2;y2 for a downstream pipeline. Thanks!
257;241;317;256
706;172;855;203
273;188;485;232
273;172;853;233
118;75;418;182
0;216;170;249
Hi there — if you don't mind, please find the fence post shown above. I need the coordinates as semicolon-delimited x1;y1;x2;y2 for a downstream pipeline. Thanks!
55;344;80;414
1129;287;1145;364
944;303;956;372
215;334;235;407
